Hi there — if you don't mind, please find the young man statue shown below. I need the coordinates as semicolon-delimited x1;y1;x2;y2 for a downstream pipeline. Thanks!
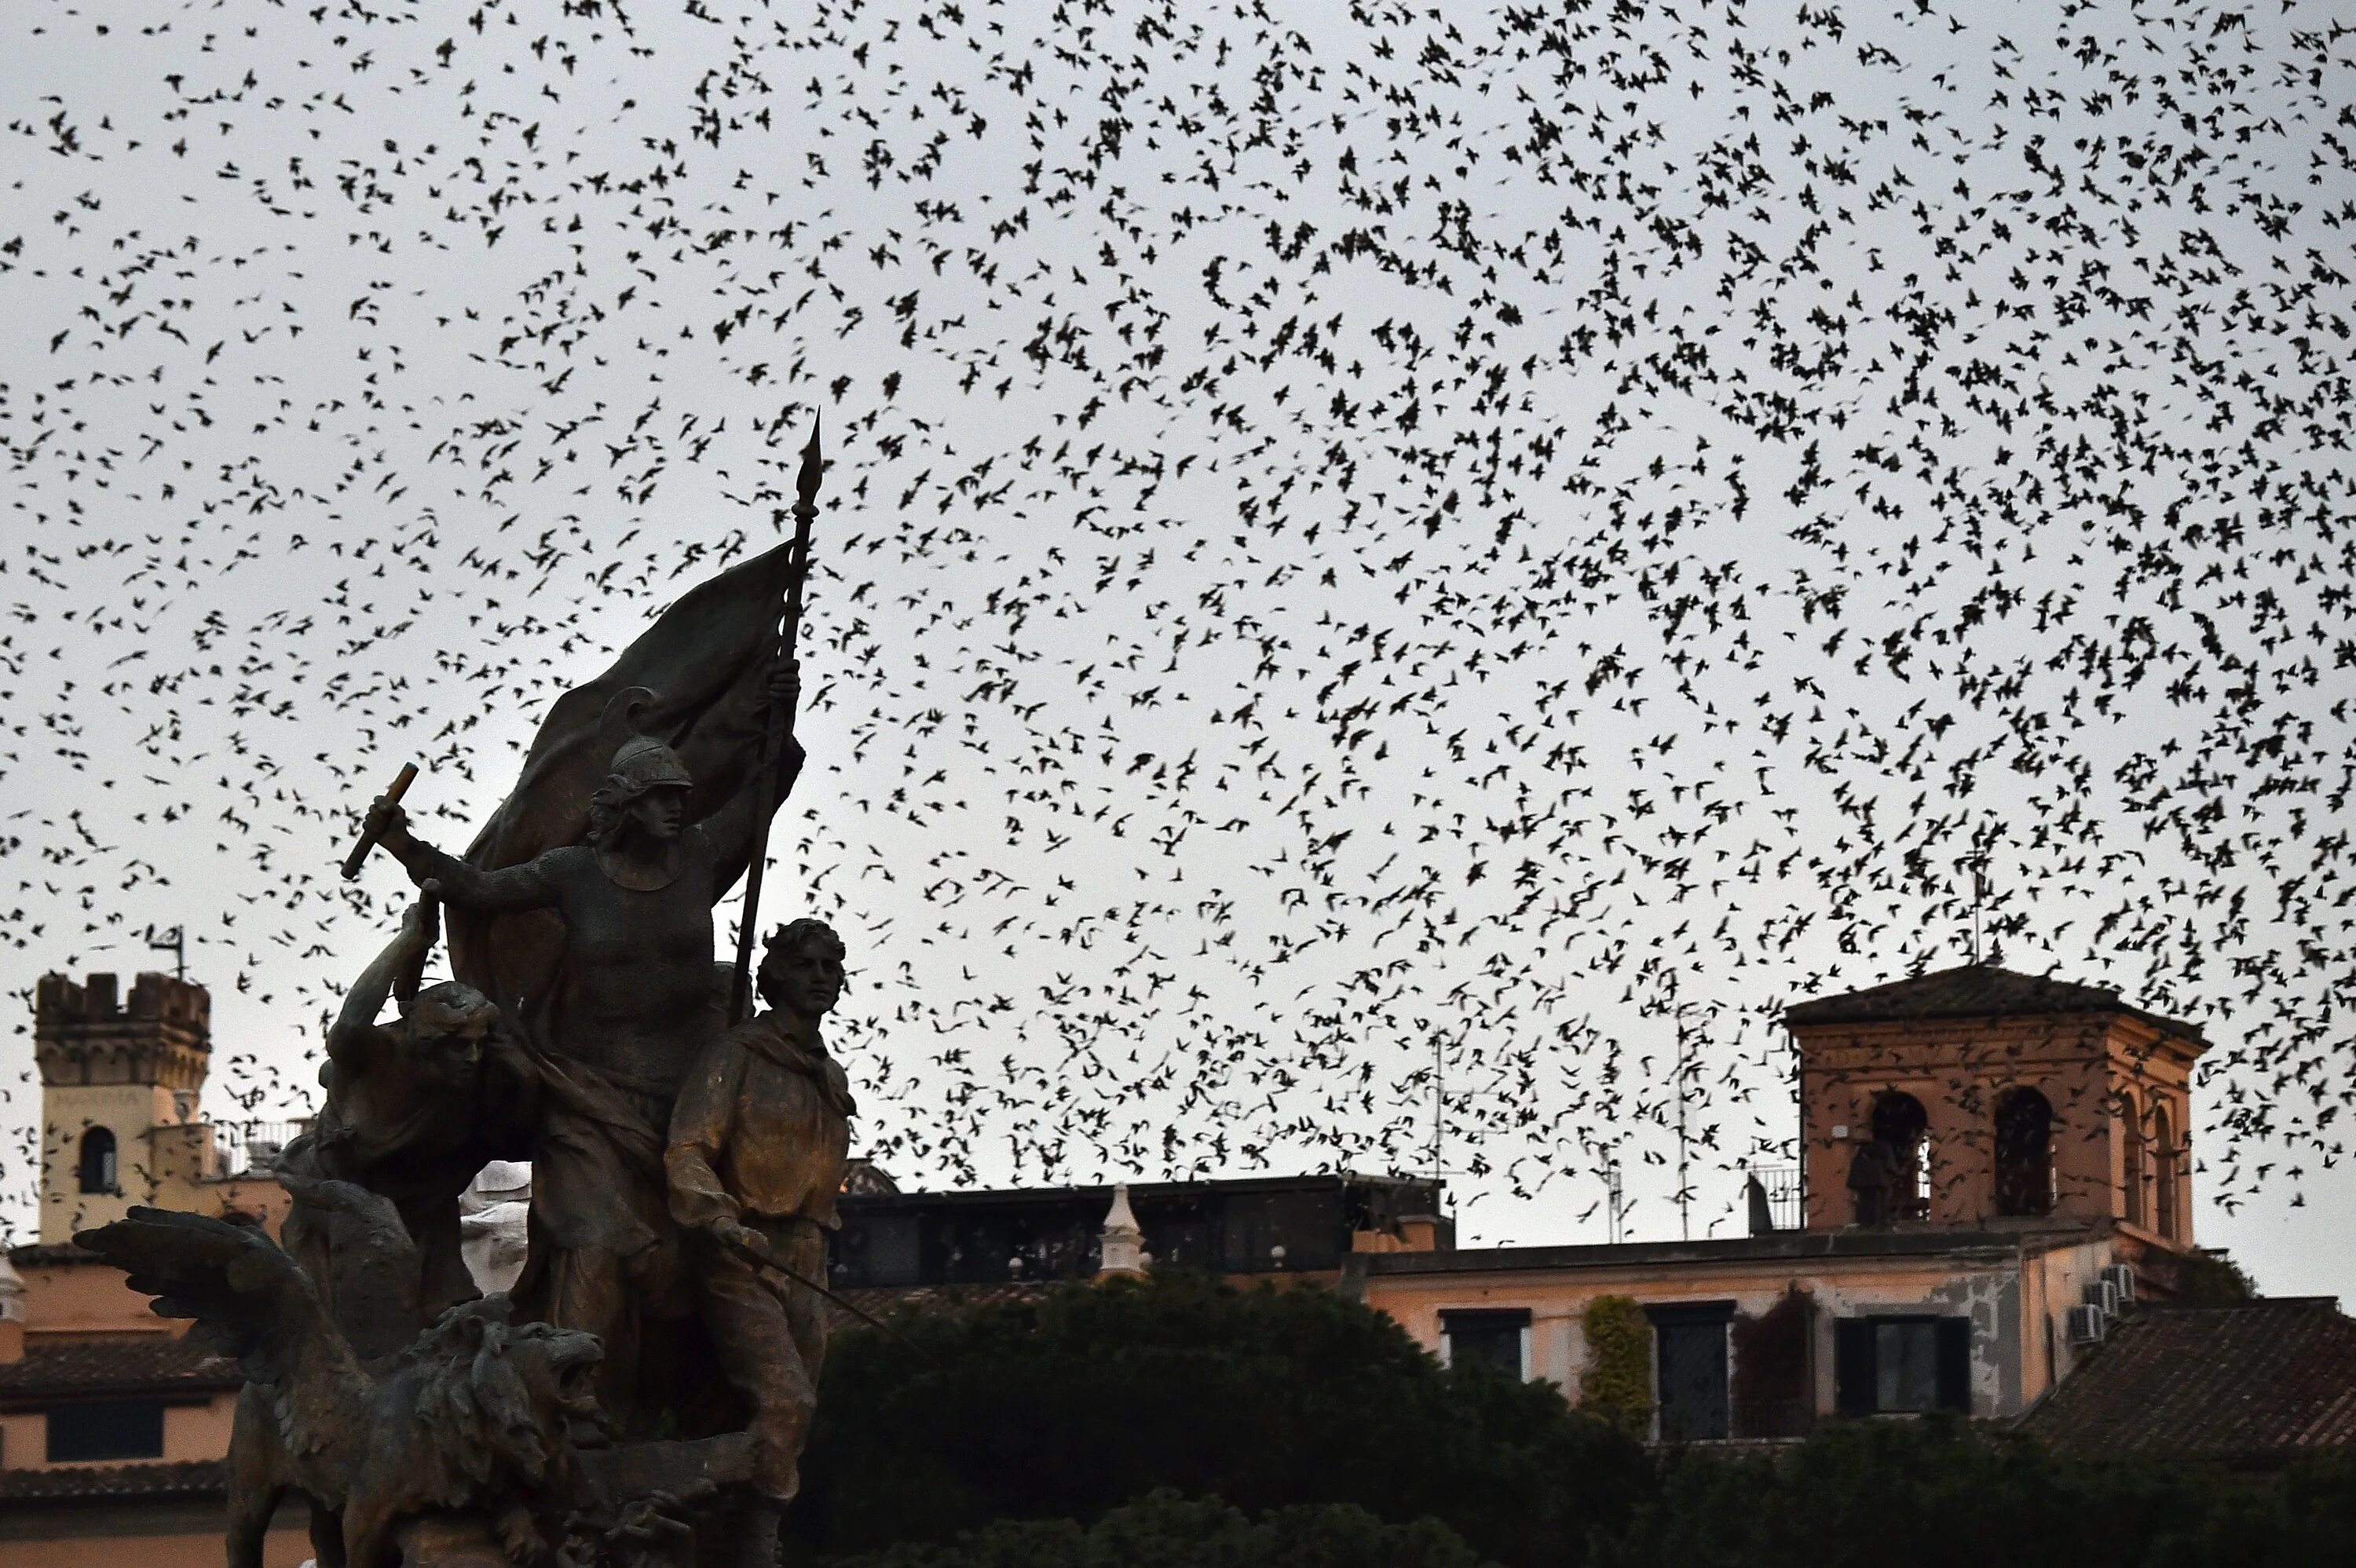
665;918;854;1566
280;897;533;1354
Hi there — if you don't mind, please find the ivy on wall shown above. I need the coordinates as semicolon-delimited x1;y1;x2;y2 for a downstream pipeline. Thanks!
1579;1294;1653;1438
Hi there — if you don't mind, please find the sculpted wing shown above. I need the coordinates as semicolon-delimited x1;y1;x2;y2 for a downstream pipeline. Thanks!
76;1207;373;1466
276;1163;433;1365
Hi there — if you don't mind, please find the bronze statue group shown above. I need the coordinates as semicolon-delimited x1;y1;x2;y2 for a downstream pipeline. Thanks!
82;447;860;1568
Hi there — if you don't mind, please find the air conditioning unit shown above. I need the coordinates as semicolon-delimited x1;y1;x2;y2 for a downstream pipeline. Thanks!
2067;1304;2108;1347
2102;1263;2136;1305
2083;1279;2122;1316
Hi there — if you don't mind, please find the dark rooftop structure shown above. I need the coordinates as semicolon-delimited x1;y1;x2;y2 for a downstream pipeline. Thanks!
1784;963;2203;1040
831;1172;1443;1290
0;1458;229;1506
1362;1223;2102;1281
0;1335;237;1405
2021;1298;2356;1466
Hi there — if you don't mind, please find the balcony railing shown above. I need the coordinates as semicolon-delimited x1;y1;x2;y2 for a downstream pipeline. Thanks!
1746;1164;1804;1232
214;1117;314;1175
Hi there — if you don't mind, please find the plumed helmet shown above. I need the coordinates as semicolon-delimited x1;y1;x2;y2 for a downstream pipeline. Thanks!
607;733;694;793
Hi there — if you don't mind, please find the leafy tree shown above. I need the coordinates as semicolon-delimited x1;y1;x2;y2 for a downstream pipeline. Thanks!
789;1271;1647;1566
2175;1250;2258;1305
829;1489;1502;1568
1592;1416;2356;1568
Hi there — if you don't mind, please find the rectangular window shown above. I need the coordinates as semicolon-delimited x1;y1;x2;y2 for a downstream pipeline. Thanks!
1835;1316;1971;1416
46;1399;166;1463
1647;1302;1734;1442
1442;1309;1531;1380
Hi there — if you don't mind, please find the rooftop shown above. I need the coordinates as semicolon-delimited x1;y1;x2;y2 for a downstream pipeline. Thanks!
837;1170;1439;1210
0;1458;227;1506
1783;962;2203;1041
0;1335;237;1402
1364;1223;2106;1277
2022;1298;2356;1464
827;1281;1061;1329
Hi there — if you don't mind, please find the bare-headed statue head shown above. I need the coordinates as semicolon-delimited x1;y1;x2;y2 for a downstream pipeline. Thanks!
758;918;846;1020
402;979;499;1089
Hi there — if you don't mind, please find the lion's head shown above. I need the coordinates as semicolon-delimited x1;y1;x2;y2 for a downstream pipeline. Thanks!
402;1296;605;1493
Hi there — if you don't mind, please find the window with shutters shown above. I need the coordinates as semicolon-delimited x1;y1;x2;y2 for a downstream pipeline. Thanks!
1834;1315;1970;1416
1646;1301;1734;1442
1441;1308;1530;1380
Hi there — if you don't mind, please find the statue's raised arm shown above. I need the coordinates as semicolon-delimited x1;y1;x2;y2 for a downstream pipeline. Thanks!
367;799;562;913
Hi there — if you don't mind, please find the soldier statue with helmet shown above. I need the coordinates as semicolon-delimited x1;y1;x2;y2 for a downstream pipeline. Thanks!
362;663;804;1415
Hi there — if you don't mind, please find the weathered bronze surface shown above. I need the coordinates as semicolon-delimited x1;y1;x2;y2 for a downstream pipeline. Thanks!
91;481;852;1568
667;919;855;1561
280;897;537;1352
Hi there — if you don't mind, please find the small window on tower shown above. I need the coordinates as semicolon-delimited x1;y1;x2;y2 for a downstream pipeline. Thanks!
77;1127;118;1196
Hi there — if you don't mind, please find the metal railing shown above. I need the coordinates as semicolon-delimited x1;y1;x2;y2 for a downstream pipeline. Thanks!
214;1117;315;1176
1747;1164;1804;1232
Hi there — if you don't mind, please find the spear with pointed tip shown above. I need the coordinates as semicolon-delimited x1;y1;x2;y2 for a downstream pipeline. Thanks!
730;415;823;1025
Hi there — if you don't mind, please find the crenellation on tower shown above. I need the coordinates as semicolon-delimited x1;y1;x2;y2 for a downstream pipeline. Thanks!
34;970;211;1094
33;970;229;1244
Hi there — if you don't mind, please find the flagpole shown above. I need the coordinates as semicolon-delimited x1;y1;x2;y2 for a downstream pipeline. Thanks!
730;415;821;1024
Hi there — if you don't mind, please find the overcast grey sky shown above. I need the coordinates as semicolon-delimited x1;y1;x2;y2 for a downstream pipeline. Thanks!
4;0;2352;1295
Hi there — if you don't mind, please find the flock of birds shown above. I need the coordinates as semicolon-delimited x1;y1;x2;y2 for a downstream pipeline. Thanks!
2;0;2351;1240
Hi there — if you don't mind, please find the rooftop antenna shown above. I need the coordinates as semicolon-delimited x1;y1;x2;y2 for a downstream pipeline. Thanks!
1675;1026;1694;1241
143;923;186;981
1429;1032;1444;1186
1968;860;1990;965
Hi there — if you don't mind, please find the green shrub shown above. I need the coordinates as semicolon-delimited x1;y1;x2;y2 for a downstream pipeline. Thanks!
829;1489;1502;1568
1591;1416;2356;1568
790;1270;1647;1568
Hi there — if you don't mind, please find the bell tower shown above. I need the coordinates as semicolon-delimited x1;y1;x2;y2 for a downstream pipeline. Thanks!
1786;964;2204;1245
35;971;214;1244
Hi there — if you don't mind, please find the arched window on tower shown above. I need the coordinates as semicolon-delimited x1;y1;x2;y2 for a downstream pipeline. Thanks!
2152;1101;2179;1241
1870;1091;1932;1221
78;1127;119;1195
1993;1087;2054;1216
2120;1091;2146;1229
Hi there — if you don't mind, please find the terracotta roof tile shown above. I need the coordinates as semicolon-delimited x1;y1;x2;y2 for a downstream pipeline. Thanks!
2022;1298;2356;1463
0;1336;238;1399
1785;962;2201;1040
826;1280;1062;1329
0;1458;227;1504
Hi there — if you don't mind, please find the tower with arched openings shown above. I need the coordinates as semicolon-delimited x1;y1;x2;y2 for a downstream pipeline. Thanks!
1787;963;2203;1251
